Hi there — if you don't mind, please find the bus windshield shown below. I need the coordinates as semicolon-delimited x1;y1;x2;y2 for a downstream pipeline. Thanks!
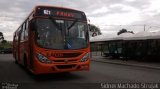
36;18;88;50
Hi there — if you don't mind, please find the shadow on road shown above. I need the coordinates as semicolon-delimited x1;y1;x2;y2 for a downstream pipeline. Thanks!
17;64;85;83
32;72;84;82
0;54;86;83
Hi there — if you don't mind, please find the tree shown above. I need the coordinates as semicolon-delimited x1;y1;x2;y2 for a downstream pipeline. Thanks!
128;31;134;34
0;32;4;41
1;40;7;44
117;28;127;35
89;24;102;37
0;40;12;49
117;28;134;35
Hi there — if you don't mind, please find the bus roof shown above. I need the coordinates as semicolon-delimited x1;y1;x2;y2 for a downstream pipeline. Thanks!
34;5;86;20
14;5;86;33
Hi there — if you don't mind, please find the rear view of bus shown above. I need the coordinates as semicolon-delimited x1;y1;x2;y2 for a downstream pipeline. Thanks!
13;6;90;74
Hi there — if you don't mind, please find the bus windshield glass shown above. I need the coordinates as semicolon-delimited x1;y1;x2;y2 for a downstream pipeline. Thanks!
36;18;88;50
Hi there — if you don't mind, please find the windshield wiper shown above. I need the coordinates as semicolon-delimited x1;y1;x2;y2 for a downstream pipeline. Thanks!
49;17;62;31
67;19;78;30
65;19;78;49
49;17;66;49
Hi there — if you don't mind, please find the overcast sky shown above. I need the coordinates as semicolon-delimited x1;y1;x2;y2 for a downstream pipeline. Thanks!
1;0;160;41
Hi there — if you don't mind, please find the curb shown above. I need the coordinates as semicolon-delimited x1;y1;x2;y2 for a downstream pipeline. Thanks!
91;59;160;70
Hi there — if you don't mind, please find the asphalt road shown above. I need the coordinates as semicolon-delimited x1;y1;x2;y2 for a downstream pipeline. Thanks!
0;54;160;89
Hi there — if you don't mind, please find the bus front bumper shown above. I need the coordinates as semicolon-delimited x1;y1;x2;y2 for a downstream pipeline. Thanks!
30;58;90;75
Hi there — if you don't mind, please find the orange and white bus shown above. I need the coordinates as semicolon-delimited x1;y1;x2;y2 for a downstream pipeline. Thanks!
13;5;90;74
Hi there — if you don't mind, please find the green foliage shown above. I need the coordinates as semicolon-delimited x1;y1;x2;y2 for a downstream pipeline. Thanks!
0;32;4;41
117;28;134;35
1;40;7;44
117;28;127;35
89;24;102;35
0;41;12;49
0;32;12;49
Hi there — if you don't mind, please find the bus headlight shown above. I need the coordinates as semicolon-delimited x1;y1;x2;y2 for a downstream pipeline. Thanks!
80;53;89;62
36;53;52;63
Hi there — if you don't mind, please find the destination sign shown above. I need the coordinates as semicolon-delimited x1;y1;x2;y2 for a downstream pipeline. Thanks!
35;6;86;20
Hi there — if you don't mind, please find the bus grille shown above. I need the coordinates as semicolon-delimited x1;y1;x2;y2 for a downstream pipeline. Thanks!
56;65;76;69
53;59;77;63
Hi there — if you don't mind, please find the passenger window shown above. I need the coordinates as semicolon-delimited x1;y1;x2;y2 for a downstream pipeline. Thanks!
20;25;25;41
25;20;29;39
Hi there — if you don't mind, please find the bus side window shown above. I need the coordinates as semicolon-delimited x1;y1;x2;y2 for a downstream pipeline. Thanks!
20;24;25;41
24;20;29;40
16;28;20;43
13;33;16;41
23;22;26;40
